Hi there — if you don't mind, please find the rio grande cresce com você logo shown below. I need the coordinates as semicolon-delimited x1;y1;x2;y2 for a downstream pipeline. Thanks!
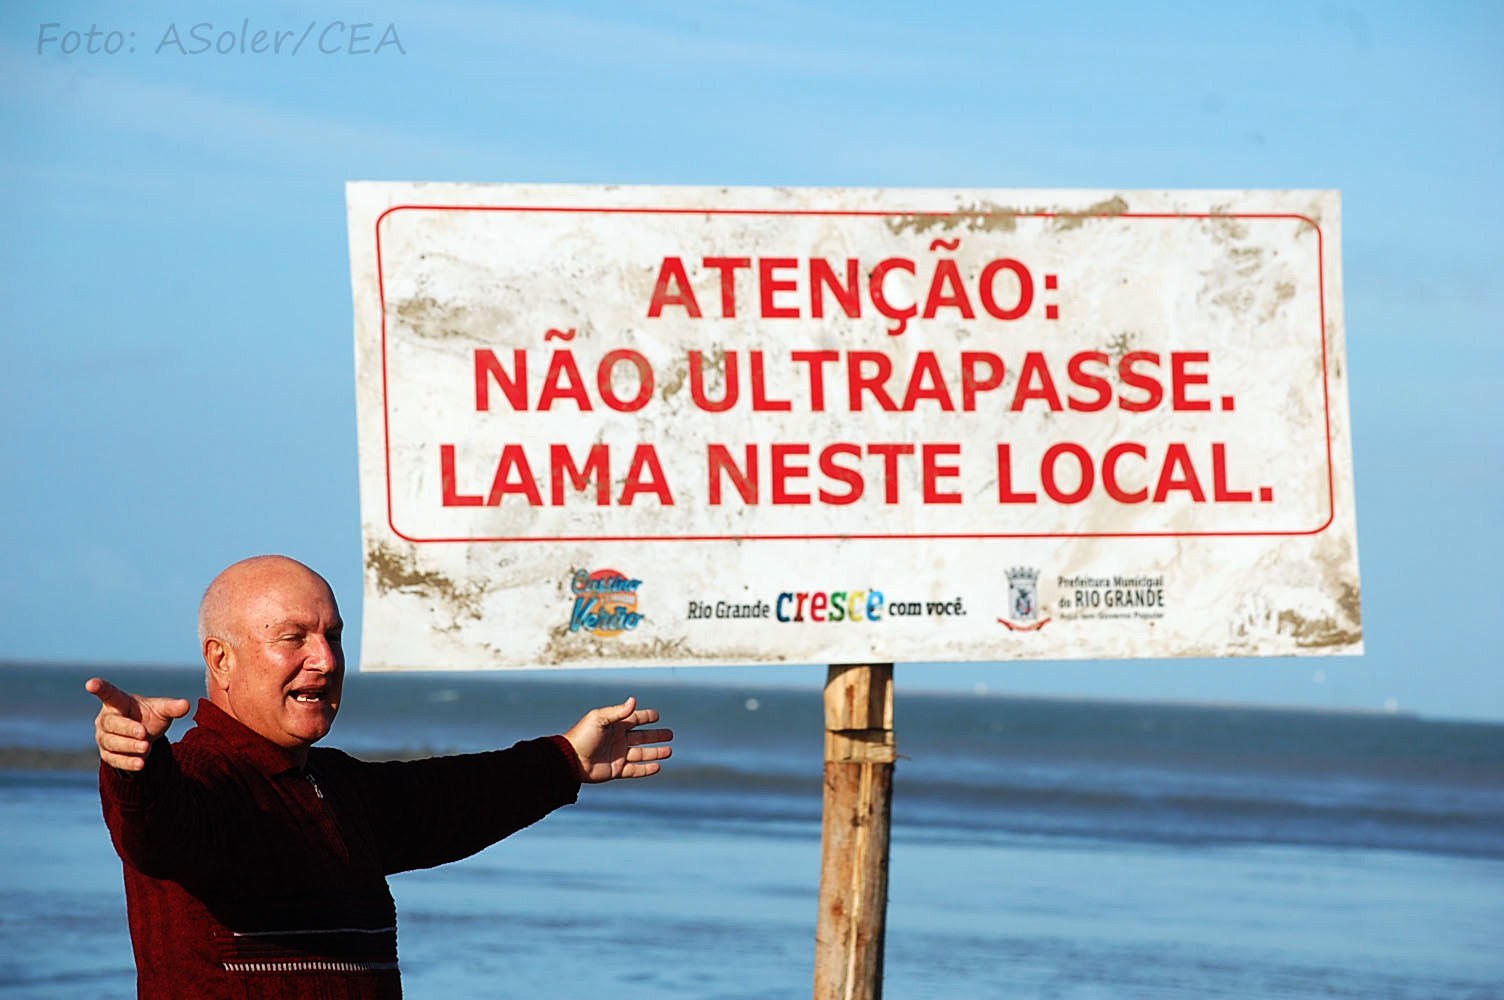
567;569;644;637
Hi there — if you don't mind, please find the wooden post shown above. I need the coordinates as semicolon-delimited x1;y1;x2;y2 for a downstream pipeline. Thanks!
814;663;895;1000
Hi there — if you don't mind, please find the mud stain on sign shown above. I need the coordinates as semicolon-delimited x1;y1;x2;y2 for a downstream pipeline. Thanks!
367;540;487;629
885;196;1130;238
537;623;691;667
1277;608;1363;649
1052;196;1130;231
885;202;1015;236
531;621;790;668
1204;212;1250;242
658;360;687;403
1202;246;1302;328
391;295;511;342
1336;582;1362;627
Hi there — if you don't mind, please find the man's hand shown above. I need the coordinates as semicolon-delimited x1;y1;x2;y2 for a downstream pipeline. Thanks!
85;678;191;772
562;697;673;783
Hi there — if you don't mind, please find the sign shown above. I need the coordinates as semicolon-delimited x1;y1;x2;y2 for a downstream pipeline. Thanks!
346;183;1360;670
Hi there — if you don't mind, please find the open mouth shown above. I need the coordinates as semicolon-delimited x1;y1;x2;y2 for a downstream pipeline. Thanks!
290;689;327;705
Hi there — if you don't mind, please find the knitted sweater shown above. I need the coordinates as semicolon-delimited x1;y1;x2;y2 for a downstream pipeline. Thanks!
99;699;581;998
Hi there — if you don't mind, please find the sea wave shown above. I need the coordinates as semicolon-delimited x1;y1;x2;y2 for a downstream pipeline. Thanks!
12;749;1501;856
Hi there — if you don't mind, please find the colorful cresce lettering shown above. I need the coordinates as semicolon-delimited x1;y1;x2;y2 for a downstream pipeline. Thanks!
774;589;885;623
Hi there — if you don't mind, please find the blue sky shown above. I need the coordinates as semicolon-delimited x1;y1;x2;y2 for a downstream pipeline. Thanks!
2;2;1500;720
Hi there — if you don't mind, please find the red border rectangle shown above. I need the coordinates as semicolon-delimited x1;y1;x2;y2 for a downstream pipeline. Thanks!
374;205;1334;544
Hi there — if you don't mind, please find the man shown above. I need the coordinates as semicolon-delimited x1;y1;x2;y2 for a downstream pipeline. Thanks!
87;554;673;999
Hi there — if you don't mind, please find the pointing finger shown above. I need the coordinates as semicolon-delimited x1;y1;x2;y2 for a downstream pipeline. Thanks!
85;678;137;716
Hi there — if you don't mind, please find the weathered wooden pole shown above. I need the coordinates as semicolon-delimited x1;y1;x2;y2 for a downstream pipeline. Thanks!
814;663;896;1000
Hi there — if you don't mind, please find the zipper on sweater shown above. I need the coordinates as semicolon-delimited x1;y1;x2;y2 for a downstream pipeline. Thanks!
302;766;351;864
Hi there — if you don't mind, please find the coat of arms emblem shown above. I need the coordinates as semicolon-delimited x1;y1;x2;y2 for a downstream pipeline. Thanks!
999;566;1050;632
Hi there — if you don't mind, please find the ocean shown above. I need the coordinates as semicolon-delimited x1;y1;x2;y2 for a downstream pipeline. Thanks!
2;662;1501;999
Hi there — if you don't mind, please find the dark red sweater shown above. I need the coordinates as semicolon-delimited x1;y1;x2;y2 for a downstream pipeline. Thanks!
99;699;581;998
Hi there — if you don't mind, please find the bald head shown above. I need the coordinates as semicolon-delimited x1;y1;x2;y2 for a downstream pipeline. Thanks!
198;555;335;649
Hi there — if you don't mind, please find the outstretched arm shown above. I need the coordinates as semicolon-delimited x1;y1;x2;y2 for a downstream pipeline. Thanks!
85;677;191;771
562;697;674;783
86;678;223;881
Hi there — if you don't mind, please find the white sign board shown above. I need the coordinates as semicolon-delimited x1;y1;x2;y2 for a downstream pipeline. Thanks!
347;183;1360;671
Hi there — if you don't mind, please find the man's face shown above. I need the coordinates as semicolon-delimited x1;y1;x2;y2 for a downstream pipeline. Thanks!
214;562;345;751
